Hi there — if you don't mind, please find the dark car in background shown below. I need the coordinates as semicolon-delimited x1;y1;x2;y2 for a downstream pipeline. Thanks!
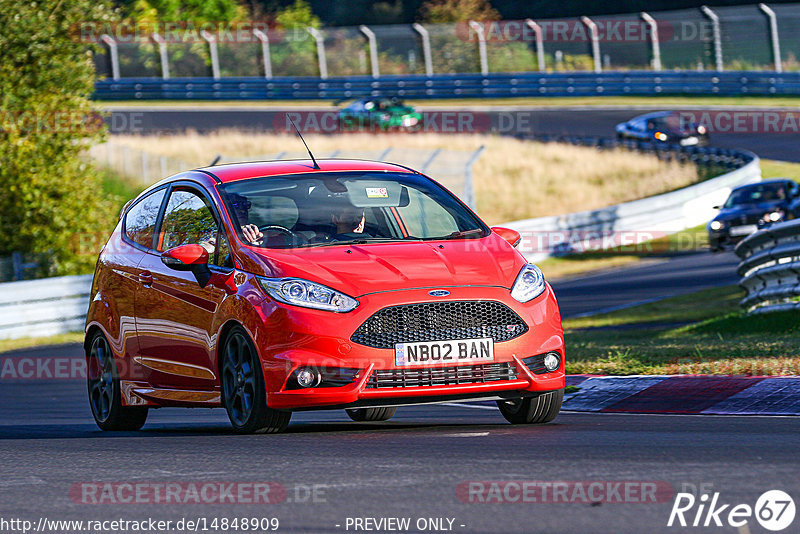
707;179;800;251
616;111;709;146
337;97;422;132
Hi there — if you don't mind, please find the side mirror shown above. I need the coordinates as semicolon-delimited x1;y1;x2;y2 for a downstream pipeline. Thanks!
712;205;721;210
161;244;212;288
491;227;521;248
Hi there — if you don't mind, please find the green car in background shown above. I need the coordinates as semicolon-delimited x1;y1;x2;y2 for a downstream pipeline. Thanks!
337;97;423;132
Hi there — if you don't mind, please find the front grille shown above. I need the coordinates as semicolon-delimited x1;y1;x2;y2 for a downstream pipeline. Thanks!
365;362;517;389
351;301;528;349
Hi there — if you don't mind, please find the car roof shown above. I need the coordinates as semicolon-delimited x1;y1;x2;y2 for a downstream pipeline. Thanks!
732;178;794;191
630;111;673;121
197;159;417;183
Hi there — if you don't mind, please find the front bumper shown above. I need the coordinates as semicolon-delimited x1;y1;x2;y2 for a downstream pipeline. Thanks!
254;284;565;411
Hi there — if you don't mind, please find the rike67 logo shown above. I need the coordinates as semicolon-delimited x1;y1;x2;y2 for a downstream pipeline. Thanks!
668;490;795;531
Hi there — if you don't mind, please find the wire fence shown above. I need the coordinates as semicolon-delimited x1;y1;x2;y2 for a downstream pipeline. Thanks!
90;3;800;80
87;142;484;208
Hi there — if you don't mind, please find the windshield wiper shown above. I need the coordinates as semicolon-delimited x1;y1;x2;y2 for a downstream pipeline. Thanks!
302;237;416;248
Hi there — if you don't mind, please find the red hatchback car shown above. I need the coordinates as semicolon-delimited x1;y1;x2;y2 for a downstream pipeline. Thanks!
85;159;565;433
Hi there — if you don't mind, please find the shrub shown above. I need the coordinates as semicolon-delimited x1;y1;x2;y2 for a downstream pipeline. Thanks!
0;0;118;276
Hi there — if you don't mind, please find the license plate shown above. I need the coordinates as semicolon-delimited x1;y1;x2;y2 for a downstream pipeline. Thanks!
729;225;758;236
394;338;494;366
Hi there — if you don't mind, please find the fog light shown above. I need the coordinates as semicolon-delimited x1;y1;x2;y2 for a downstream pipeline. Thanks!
296;367;320;388
543;352;561;372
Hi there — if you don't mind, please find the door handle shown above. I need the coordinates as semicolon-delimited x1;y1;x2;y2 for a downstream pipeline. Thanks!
138;271;153;286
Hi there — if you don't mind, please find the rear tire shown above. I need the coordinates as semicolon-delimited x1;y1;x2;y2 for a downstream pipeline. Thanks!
497;389;563;425
346;407;397;422
221;326;291;434
86;331;148;431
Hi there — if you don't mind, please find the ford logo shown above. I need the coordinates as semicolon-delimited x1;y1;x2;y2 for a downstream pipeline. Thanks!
428;290;450;297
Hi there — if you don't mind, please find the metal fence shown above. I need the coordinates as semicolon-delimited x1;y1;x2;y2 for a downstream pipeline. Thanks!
89;142;484;208
736;218;800;313
94;71;800;100
91;3;800;82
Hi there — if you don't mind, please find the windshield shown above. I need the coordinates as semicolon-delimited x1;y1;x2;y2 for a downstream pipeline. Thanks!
645;114;685;133
724;183;787;208
218;171;488;249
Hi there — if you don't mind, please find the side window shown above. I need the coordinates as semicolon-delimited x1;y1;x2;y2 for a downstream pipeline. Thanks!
124;188;166;249
160;189;219;254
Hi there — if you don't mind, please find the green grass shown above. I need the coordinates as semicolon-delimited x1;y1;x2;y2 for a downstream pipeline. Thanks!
0;332;84;354
99;95;800;109
761;159;800;181
564;285;800;376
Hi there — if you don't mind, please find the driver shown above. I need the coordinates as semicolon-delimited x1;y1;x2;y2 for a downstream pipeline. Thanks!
332;204;365;237
229;193;263;245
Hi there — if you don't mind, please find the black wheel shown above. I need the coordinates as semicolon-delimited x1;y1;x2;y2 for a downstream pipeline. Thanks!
86;331;148;431
346;407;397;422
497;389;563;425
221;326;291;434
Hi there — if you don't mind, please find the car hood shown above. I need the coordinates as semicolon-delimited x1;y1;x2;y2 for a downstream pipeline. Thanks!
239;233;526;297
715;201;787;221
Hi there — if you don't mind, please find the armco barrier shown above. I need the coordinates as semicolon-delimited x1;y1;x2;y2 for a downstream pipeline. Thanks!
736;219;800;313
504;146;760;261
93;71;800;100
0;275;92;340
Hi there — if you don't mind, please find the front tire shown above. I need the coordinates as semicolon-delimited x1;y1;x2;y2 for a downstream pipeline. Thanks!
86;331;148;431
497;389;563;424
221;326;291;434
346;407;397;422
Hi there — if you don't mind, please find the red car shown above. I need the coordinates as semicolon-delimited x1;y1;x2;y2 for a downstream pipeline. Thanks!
85;159;565;433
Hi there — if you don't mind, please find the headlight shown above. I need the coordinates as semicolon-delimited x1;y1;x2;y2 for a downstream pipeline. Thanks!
710;220;724;231
258;277;359;312
767;210;784;222
697;125;707;134
510;264;546;303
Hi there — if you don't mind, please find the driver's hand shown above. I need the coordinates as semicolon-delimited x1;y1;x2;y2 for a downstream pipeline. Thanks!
242;224;263;244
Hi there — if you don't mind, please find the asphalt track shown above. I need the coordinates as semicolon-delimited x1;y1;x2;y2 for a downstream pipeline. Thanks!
106;105;800;162
1;378;799;533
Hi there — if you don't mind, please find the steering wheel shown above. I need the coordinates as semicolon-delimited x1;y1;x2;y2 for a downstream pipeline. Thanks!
258;225;299;246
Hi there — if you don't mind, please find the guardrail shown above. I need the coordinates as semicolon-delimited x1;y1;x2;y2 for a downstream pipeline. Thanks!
94;71;800;100
0;275;92;340
736;219;800;313
505;143;760;261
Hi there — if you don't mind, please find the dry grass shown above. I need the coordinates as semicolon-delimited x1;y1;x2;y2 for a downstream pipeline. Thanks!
110;131;697;225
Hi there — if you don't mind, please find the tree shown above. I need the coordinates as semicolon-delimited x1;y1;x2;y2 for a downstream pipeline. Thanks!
418;0;499;23
0;0;118;276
